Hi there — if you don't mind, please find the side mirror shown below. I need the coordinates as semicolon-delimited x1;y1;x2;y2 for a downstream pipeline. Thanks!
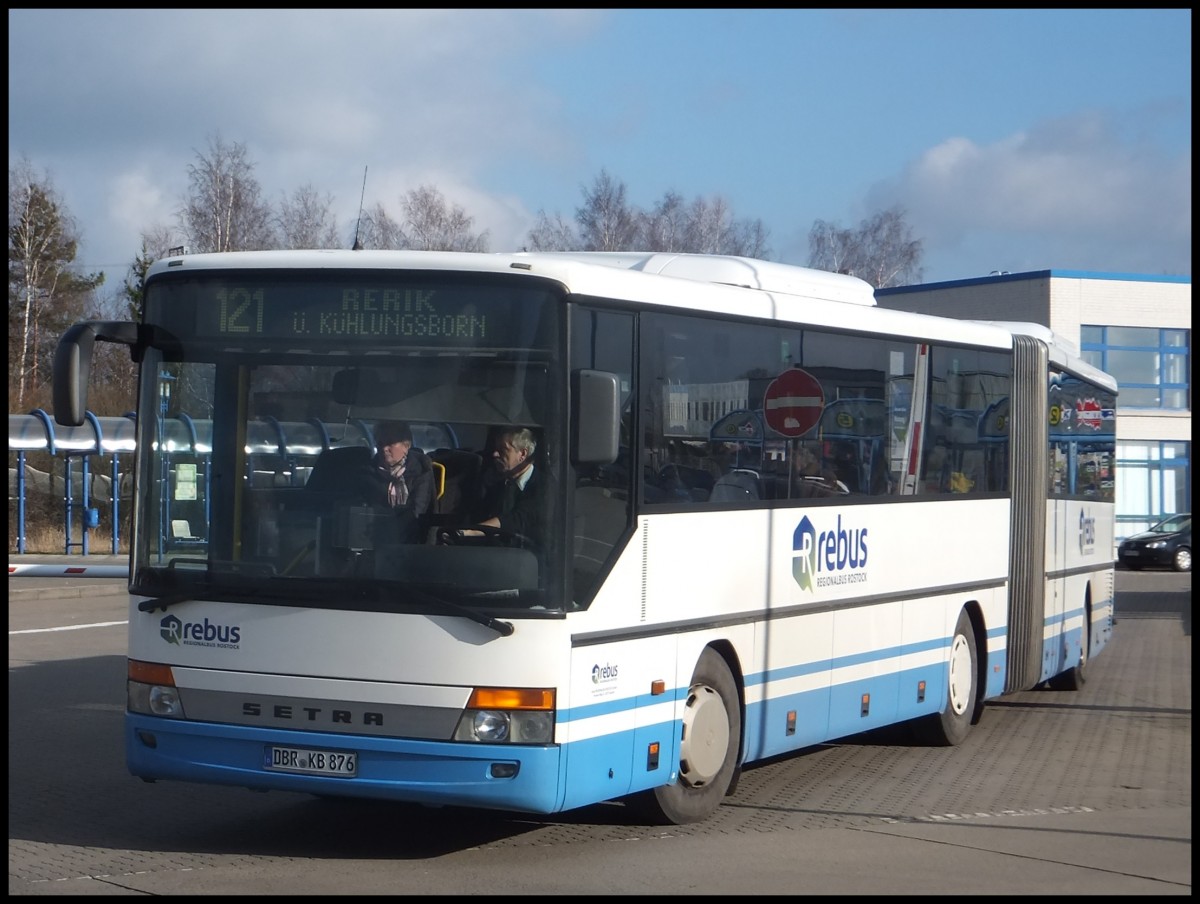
571;369;619;465
53;321;140;426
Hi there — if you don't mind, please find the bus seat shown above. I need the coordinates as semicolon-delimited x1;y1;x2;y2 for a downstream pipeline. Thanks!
429;459;446;501
171;519;203;542
429;449;483;517
709;469;760;503
305;446;371;494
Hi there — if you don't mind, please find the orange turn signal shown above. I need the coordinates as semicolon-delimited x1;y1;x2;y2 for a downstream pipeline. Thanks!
128;660;175;685
467;687;555;710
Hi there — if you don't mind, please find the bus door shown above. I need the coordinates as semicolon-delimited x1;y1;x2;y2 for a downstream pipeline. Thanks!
1044;428;1078;679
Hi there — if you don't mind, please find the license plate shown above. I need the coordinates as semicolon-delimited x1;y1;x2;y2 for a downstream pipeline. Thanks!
1123;550;1140;557
265;745;357;777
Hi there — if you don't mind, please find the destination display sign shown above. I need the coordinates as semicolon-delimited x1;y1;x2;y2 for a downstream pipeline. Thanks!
147;273;554;348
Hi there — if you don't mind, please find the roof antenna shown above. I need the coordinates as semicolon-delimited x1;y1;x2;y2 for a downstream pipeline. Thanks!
351;166;367;250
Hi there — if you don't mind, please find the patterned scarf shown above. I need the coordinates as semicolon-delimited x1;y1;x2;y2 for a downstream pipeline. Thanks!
386;456;409;507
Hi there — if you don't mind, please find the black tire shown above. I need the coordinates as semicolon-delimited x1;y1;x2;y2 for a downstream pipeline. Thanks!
636;648;741;825
1048;602;1089;691
1047;654;1087;690
912;609;978;746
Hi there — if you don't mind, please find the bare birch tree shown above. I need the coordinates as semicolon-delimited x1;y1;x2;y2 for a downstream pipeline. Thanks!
399;185;488;252
355;187;488;252
852;206;924;289
181;133;275;253
806;218;859;276
637;191;771;257
524;210;578;251
356;202;405;250
277;183;341;249
575;169;639;252
728;218;771;259
638;190;690;251
684;195;734;254
807;205;923;288
530;175;770;257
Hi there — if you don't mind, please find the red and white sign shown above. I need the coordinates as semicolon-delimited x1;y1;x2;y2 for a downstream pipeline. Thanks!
8;563;128;578
763;367;824;437
1076;398;1103;431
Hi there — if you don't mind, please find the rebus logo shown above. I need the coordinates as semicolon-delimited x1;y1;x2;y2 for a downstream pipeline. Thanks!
159;614;242;648
792;514;869;592
1079;509;1096;555
792;517;819;591
160;614;183;645
591;663;619;684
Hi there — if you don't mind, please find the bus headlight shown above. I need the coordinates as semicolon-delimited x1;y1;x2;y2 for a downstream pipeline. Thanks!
127;681;185;717
473;711;510;742
515;710;554;742
127;660;186;718
452;687;555;744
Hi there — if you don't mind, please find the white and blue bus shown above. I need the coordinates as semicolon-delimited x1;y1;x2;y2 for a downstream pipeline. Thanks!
53;250;1117;824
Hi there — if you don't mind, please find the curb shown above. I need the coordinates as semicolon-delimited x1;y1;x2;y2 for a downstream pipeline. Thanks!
9;582;131;601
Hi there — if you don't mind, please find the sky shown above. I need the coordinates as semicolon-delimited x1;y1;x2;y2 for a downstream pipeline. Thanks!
8;9;1192;297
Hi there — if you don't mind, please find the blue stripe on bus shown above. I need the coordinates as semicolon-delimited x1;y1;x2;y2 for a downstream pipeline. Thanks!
131;601;1101;817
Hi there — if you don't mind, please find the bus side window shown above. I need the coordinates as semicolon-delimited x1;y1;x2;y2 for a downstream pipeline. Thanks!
571;307;634;606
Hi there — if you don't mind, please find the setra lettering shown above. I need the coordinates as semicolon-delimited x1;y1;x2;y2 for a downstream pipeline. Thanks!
241;700;384;726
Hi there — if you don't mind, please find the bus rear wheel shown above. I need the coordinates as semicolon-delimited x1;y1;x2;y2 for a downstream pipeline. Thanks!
1048;599;1090;691
913;609;978;746
636;648;741;825
1048;649;1087;690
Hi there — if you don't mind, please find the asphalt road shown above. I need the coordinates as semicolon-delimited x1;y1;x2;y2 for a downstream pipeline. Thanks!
8;558;1192;895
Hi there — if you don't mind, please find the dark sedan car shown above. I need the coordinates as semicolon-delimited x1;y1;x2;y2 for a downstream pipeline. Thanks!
1117;513;1191;572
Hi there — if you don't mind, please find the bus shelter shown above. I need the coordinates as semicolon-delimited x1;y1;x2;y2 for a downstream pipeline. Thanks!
9;410;136;555
10;411;458;555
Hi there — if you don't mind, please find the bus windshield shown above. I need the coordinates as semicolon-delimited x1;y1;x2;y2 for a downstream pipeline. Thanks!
132;268;566;616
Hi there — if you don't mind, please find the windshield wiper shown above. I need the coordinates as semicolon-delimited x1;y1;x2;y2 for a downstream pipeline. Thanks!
133;567;515;635
404;586;515;636
137;593;196;613
135;558;272;612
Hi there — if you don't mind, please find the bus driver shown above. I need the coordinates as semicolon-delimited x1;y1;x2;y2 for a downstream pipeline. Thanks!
460;426;544;544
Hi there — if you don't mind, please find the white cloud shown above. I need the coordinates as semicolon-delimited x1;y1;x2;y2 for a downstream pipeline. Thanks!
10;9;1189;286
109;169;175;241
9;9;603;283
866;110;1191;278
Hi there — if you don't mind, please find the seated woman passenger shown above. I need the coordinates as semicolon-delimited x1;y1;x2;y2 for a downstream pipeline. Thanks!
355;420;436;542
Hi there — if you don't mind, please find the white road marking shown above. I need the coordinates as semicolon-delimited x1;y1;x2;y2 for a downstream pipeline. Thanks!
10;621;128;635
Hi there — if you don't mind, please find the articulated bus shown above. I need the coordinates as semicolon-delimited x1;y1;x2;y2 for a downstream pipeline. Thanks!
53;250;1117;824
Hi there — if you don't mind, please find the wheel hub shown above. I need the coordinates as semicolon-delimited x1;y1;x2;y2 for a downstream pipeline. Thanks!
678;685;730;786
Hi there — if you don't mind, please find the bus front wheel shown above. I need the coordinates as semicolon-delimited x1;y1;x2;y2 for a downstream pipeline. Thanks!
637;648;741;825
913;609;978;746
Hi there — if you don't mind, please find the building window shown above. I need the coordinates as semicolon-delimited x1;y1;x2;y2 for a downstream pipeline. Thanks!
1081;325;1190;410
1115;440;1191;539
